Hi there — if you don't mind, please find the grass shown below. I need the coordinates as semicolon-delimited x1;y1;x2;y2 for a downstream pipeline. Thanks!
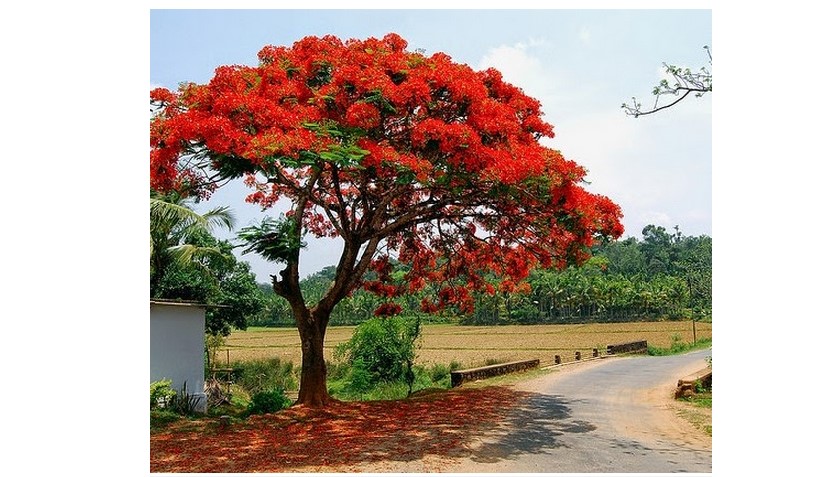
150;409;181;429
681;392;712;408
327;362;455;402
675;368;712;437
676;389;712;437
647;335;712;356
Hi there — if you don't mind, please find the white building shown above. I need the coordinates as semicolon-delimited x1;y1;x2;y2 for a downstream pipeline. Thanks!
150;299;208;413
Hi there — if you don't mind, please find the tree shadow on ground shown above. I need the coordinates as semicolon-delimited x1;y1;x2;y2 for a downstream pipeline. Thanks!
150;386;592;472
467;393;596;463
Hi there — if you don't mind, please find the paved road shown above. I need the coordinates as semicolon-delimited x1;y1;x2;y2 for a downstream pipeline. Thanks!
440;349;713;473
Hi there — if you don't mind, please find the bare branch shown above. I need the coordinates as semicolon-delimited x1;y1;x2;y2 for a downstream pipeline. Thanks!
623;46;712;118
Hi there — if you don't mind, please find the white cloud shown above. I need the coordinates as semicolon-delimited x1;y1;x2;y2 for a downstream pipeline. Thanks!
549;110;647;192
477;43;565;108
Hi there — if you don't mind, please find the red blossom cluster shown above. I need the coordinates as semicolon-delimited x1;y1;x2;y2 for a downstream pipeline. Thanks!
150;33;624;313
373;302;403;317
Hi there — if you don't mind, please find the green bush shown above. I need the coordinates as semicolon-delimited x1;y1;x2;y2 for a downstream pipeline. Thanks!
247;388;291;415
327;360;351;381
344;358;374;398
430;363;450;383
334;316;421;385
232;357;298;395
329;361;456;402
150;379;176;409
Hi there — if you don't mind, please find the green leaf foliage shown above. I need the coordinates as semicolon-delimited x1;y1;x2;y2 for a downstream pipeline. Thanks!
153;228;265;336
334;316;421;385
238;216;305;264
247;388;291;415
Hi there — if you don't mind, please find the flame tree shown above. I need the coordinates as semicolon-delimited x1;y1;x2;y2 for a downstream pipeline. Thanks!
150;34;624;407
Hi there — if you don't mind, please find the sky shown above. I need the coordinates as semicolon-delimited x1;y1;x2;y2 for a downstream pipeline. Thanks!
150;8;712;283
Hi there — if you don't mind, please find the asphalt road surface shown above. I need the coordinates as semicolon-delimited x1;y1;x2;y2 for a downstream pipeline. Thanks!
439;348;713;473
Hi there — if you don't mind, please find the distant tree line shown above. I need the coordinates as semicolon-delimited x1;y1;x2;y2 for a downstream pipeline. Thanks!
250;224;711;327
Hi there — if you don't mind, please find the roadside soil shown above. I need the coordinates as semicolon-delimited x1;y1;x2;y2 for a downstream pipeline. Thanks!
150;386;521;473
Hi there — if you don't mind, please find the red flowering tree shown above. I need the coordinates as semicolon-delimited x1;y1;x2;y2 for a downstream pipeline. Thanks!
150;34;623;407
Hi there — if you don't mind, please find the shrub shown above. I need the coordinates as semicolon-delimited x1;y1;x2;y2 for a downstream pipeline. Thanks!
205;333;226;370
327;360;351;381
170;381;203;416
247;388;291;415
430;363;450;383
344;358;374;398
335;315;421;385
150;379;176;409
669;334;687;353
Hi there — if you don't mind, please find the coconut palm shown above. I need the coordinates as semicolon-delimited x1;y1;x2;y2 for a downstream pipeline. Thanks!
150;190;236;296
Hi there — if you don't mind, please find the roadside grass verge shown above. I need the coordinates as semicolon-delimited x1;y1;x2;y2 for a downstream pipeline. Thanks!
647;335;712;356
676;389;712;437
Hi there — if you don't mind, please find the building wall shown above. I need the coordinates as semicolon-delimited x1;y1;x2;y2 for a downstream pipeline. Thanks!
150;302;207;412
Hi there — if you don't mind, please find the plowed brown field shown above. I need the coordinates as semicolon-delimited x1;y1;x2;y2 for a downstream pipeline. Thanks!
221;322;712;368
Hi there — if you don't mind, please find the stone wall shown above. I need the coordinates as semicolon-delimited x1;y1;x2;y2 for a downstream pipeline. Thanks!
675;367;712;398
606;340;648;355
450;359;540;387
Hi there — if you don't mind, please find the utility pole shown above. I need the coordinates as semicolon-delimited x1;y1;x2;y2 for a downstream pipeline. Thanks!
687;273;696;344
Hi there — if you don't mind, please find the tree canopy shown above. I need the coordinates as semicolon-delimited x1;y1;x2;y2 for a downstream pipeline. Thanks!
150;33;624;406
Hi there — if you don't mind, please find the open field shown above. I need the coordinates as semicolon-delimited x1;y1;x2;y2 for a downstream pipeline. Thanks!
220;322;712;369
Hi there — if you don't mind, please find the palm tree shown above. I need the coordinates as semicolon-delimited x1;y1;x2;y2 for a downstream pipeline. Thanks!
150;190;236;296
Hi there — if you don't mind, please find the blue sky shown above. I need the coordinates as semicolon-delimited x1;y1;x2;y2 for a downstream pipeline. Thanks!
150;8;712;282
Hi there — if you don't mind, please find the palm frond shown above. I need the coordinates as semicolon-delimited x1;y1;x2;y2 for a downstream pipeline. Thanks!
167;244;233;268
150;197;209;231
202;205;236;231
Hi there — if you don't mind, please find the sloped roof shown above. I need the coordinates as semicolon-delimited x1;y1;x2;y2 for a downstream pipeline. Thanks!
150;299;228;308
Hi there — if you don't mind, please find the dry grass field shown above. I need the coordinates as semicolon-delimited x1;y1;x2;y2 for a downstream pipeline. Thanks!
220;322;712;369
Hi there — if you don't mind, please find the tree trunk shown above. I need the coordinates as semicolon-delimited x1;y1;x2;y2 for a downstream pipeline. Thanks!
295;309;335;407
